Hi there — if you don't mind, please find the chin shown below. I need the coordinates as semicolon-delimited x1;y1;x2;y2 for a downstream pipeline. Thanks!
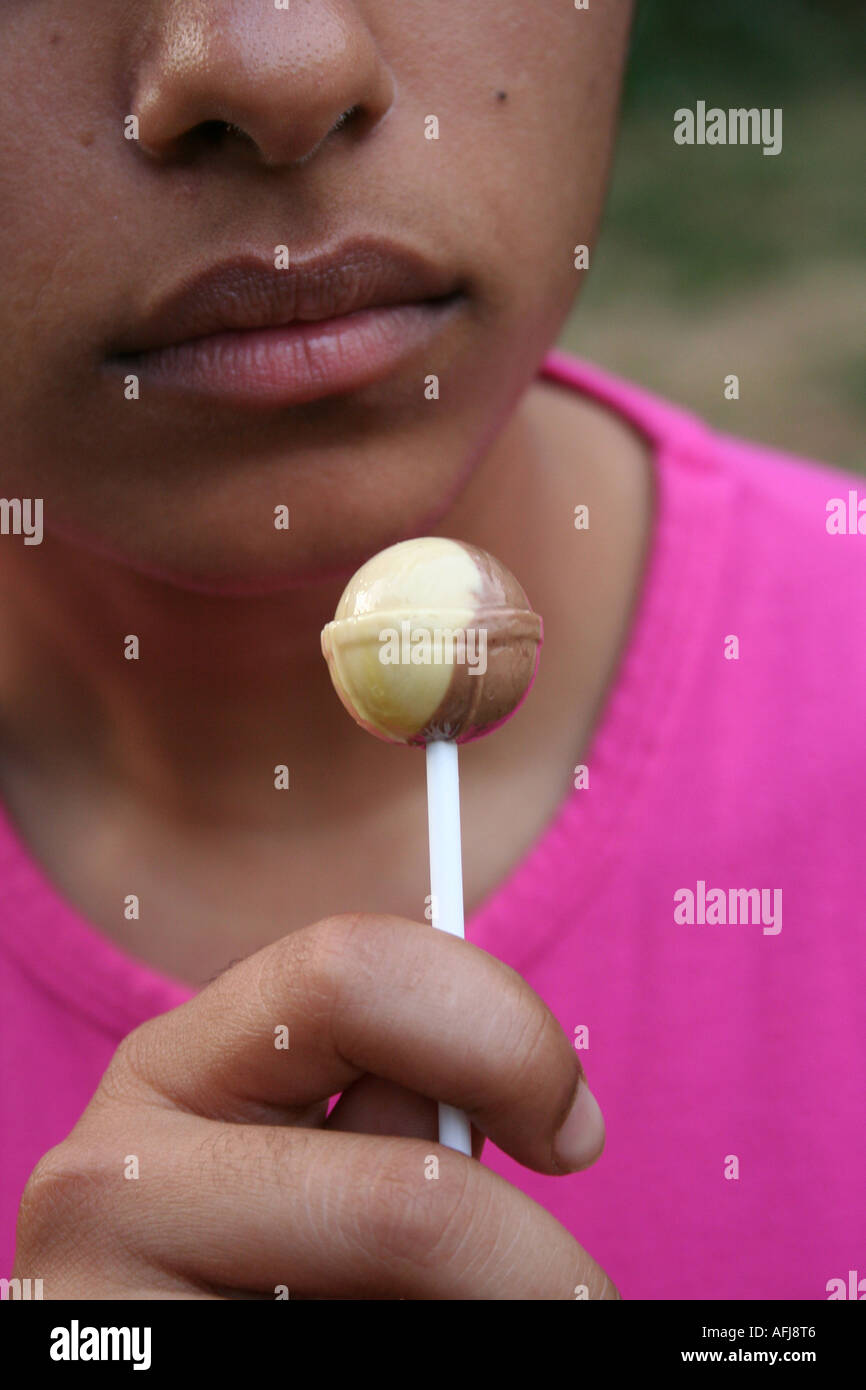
32;393;493;595
48;493;462;598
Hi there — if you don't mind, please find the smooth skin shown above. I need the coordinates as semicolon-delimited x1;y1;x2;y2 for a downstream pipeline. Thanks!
2;1;645;1297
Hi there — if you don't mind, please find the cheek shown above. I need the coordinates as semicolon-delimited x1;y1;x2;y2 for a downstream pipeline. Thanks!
376;0;631;325
0;20;138;459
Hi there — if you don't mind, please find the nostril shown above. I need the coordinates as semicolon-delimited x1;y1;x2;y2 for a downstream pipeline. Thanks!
163;109;360;166
193;120;253;148
218;120;259;149
330;106;360;135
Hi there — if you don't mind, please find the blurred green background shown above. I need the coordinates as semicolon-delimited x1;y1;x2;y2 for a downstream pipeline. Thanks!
561;0;866;470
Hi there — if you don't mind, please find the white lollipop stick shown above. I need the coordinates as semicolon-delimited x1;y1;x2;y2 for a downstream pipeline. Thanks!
425;738;473;1156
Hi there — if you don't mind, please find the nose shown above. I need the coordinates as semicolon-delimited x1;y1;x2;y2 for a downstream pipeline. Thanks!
132;1;394;167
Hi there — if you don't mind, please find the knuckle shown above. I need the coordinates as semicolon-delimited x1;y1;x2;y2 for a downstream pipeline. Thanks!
307;912;385;977
19;1145;68;1215
272;913;396;1050
100;1019;161;1103
16;1142;105;1251
265;912;370;1011
265;913;440;1037
364;1145;476;1269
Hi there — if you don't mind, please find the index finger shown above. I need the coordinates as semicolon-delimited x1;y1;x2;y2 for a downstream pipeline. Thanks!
104;913;604;1176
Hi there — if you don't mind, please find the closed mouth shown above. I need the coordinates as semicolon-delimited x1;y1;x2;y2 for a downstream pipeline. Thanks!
109;239;465;357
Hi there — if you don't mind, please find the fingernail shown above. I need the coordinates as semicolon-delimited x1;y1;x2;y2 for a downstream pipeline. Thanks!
554;1078;605;1172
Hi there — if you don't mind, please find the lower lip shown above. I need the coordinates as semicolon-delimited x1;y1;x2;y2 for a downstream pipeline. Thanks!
116;298;463;408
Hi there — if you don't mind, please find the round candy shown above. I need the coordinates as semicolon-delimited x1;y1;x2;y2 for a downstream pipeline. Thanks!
320;537;542;745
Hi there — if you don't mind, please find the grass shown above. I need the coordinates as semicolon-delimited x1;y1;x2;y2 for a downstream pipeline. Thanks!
560;12;865;472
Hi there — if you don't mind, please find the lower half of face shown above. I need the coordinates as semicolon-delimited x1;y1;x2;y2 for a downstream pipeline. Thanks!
0;1;632;594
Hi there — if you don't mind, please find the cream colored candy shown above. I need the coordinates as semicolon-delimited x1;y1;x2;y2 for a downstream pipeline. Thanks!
320;537;542;745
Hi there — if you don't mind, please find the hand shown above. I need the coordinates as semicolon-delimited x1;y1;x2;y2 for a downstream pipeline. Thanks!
12;914;616;1299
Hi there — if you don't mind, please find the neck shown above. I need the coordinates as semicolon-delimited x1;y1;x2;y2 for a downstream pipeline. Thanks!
0;377;651;833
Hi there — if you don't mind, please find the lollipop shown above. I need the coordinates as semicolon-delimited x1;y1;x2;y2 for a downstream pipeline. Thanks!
321;537;542;1153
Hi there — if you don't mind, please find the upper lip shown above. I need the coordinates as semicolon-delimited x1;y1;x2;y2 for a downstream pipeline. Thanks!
111;239;462;355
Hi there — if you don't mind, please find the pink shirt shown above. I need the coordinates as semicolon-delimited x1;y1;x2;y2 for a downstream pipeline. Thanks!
2;352;864;1299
